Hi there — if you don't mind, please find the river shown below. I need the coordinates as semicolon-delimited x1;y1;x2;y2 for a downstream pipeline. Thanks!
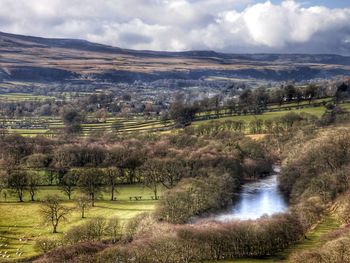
213;166;288;221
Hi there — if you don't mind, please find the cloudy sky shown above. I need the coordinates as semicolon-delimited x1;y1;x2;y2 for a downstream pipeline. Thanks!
0;0;349;54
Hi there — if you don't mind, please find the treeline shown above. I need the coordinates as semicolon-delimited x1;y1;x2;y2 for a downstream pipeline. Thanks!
276;128;350;233
169;81;350;126
184;103;349;137
31;117;350;262
95;213;304;263
34;212;304;263
280;129;350;203
0;130;272;205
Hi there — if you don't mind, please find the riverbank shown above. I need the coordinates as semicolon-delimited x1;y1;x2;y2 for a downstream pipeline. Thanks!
205;214;340;263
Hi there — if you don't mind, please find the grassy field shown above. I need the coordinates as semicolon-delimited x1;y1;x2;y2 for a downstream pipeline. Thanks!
193;105;328;127
0;93;55;102
1;116;174;137
0;184;341;262
1;97;349;137
0;185;161;260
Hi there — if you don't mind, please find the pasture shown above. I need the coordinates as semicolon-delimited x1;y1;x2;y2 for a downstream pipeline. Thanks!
0;185;160;260
1;94;348;137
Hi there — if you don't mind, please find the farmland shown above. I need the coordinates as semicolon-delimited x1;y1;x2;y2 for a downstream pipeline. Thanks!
1;95;348;137
0;185;160;260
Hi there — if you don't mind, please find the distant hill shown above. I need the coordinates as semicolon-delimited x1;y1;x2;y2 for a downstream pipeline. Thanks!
0;31;349;83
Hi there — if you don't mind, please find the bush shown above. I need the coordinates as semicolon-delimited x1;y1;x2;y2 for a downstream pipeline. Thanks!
280;129;350;202
35;237;60;253
64;217;107;245
34;242;106;263
156;172;237;224
98;213;304;263
291;196;326;230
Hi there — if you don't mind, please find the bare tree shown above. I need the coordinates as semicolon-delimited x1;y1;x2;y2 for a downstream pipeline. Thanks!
28;172;40;201
7;170;27;202
106;216;121;243
76;194;91;218
77;168;103;207
142;159;163;200
103;167;122;201
40;195;71;233
60;170;79;200
0;170;7;200
159;159;185;189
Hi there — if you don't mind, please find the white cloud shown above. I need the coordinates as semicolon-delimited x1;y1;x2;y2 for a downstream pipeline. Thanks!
0;0;349;54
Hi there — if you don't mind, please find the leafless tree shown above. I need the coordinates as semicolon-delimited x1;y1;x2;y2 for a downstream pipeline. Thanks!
40;195;72;233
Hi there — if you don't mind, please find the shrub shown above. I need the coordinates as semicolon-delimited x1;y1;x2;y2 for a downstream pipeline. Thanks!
156;172;237;224
64;217;107;245
35;237;60;253
34;242;106;263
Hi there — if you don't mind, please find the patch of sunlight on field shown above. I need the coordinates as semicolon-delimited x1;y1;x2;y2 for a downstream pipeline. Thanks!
193;106;327;127
0;184;161;260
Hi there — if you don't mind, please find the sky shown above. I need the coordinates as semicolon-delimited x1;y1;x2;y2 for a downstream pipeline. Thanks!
0;0;349;55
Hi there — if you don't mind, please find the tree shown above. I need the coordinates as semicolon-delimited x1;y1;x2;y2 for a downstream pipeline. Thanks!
60;170;79;200
142;159;163;200
77;168;103;206
335;82;350;102
239;89;253;114
295;88;303;105
103;167;122;201
76;194;91;218
61;109;84;134
169;101;198;127
0;170;7;201
25;153;54;185
7;170;28;202
120;148;144;184
271;87;285;106
27;172;40;201
304;84;318;104
253;87;269;111
25;153;51;170
159;159;186;189
284;84;296;102
40;195;71;233
210;95;222;118
106;216;121;243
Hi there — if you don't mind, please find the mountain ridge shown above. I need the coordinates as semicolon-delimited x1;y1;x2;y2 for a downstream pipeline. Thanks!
0;31;349;83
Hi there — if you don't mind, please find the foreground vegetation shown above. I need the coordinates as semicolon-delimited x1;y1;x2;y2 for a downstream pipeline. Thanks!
0;80;350;262
0;185;158;259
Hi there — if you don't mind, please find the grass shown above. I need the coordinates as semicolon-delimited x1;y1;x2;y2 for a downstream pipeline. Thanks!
0;185;161;260
193;106;327;127
2;99;348;138
1;115;172;137
1;185;341;262
0;93;55;102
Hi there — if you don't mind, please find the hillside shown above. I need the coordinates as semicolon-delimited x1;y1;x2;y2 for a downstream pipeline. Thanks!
0;31;350;83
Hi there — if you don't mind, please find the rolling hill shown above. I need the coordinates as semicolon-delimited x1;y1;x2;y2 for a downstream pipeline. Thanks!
0;31;350;83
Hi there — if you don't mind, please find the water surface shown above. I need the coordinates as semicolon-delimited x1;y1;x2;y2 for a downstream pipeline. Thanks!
214;166;287;221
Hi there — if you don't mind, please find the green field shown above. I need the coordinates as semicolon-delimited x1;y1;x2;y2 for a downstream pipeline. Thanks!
0;184;341;262
1;97;348;137
0;185;160;260
0;93;55;102
1;116;174;137
193;105;327;128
